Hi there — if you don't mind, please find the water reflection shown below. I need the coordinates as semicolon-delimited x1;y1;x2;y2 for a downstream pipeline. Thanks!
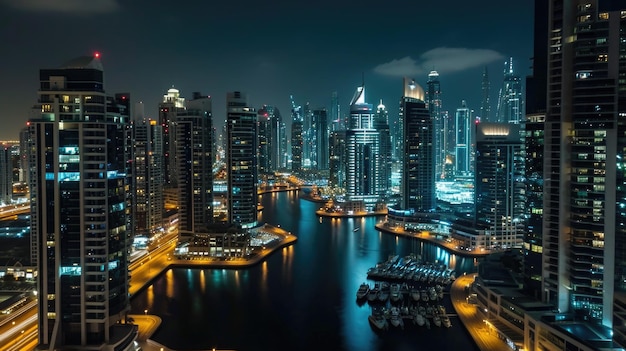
131;191;480;351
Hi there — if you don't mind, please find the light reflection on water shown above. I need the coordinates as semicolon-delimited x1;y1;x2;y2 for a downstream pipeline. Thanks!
131;191;481;351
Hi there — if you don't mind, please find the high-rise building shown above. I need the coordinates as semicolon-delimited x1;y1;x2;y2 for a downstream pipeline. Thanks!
474;122;525;249
427;71;444;179
329;130;346;189
480;66;491;122
496;58;523;124
523;0;548;299
455;100;473;176
543;0;626;336
257;105;283;174
373;101;392;196
29;55;136;350
330;91;342;131
399;77;435;211
345;84;383;208
290;95;303;173
131;114;163;238
0;145;12;205
159;87;186;187
227;91;257;228
314;108;329;170
175;93;214;234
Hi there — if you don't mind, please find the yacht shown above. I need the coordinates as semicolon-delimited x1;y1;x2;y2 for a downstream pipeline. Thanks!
368;282;380;302
368;307;388;331
433;314;442;327
389;307;404;329
414;312;425;327
390;283;402;303
441;315;452;328
356;283;370;300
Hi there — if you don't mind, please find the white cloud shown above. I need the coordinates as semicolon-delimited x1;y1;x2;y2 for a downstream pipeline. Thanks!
3;0;119;14
373;47;504;77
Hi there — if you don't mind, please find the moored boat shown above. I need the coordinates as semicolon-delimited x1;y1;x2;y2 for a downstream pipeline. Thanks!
368;307;389;331
357;282;370;300
442;315;452;328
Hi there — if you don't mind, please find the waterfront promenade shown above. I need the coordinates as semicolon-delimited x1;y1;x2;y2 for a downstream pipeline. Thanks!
450;273;511;351
129;223;297;351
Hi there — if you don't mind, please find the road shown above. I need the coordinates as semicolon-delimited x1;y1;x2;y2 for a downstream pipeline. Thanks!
450;273;511;351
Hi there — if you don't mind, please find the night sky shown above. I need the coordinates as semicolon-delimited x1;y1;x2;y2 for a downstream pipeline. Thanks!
0;0;534;140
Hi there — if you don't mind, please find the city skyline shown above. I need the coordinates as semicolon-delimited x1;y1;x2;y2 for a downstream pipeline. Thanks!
0;0;534;140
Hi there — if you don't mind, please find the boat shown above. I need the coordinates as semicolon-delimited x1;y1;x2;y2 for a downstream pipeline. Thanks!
441;314;450;327
353;227;360;232
420;289;429;302
389;307;404;329
368;282;380;302
410;286;421;301
356;282;370;300
377;282;390;302
368;307;389;331
414;312;425;327
433;314;442;327
390;283;402;303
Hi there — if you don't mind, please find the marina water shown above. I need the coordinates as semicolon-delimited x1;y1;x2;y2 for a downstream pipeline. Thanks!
130;190;482;351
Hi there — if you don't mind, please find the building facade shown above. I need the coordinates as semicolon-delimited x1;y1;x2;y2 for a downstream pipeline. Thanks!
543;0;626;334
227;91;257;228
455;100;473;177
400;77;435;212
474;122;525;249
29;55;136;351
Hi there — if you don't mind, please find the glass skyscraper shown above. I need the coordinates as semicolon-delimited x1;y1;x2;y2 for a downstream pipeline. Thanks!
29;55;136;350
227;91;257;228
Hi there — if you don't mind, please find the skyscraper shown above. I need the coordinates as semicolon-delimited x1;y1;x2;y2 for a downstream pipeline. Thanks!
496;58;523;124
29;55;136;350
314;108;329;170
257;105;284;174
131;114;163;238
329;130;346;189
175;93;214;234
159;87;186;187
543;0;626;336
373;101;391;196
427;70;444;179
345;84;383;208
480;66;491;122
399;77;435;211
227;91;257;228
290;95;303;173
474;122;525;249
0;145;12;205
455;100;472;176
523;0;548;298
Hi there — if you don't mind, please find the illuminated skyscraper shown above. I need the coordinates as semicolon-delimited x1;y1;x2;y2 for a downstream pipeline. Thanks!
480;66;491;122
29;55;136;350
373;100;391;195
314;108;329;170
290;95;303;173
159;87;185;186
329;130;346;188
474;122;525;249
496;58;523;124
175;93;214;234
427;70;444;179
543;0;626;338
0;145;12;205
399;78;435;211
227;91;257;228
131;113;163;238
257;105;284;174
345;84;383;208
455;100;472;176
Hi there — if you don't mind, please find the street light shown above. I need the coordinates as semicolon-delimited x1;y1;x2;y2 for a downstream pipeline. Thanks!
144;309;148;315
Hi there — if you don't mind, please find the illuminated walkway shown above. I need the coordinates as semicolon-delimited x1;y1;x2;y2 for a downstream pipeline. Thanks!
450;274;512;351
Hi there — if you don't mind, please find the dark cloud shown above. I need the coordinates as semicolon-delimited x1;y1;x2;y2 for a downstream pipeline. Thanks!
374;47;504;77
2;0;119;14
